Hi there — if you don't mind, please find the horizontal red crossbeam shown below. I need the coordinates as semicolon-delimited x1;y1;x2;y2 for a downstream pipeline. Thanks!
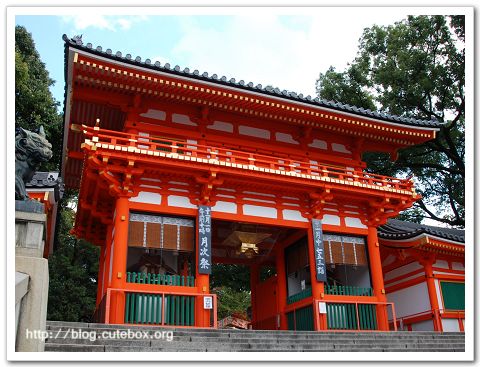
80;125;417;196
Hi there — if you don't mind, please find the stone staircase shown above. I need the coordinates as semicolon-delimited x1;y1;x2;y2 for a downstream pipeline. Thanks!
45;321;465;352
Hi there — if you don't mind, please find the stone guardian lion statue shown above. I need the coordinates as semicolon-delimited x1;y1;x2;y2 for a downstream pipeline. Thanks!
15;126;53;200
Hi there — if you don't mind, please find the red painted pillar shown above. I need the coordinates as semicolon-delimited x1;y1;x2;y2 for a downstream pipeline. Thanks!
307;222;326;331
367;226;389;330
275;244;288;330
250;264;259;328
423;260;443;331
109;196;130;324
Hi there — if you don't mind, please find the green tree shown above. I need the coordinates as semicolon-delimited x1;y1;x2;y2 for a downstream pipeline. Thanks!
15;25;100;321
213;287;251;320
47;191;99;322
15;25;62;171
211;264;251;292
316;15;465;227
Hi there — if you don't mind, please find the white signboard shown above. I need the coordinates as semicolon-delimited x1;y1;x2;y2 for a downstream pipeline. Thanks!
203;296;213;310
318;302;327;314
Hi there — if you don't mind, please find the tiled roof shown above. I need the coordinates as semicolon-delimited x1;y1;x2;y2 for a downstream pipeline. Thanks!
378;219;464;243
26;171;65;201
63;35;441;129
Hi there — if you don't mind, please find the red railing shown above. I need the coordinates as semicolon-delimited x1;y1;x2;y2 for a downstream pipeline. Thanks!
104;287;217;328
80;125;415;194
313;299;397;332
390;309;465;332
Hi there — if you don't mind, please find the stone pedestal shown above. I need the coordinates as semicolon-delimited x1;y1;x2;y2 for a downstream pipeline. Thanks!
15;211;46;258
15;210;49;352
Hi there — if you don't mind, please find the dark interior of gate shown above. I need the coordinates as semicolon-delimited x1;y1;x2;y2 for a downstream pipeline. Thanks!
210;219;374;331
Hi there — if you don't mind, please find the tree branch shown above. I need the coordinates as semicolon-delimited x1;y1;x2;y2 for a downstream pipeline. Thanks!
416;199;463;226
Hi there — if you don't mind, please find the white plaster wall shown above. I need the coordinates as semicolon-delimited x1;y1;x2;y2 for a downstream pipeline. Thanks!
442;318;460;332
140;178;161;183
207;120;234;133
275;132;299;144
322;214;340;225
129;192;162;205
452;262;465;271
282;209;308;222
243;191;275;197
382;255;397;267
243;204;277;218
344;217;367;229
186;139;198;150
172;113;197;126
137;132;150;149
331;143;351;153
140;109;166;120
308;139;327;150
244;197;276;204
387;282;430;318
211;201;237;214
239;125;270;139
287;275;302;297
384;262;423;281
435;260;449;269
411;319;434;331
434;279;443;309
167;195;197;209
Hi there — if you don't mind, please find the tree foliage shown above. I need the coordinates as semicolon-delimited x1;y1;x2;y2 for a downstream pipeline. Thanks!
316;15;465;227
213;287;251;320
211;264;251;292
15;26;100;321
15;25;63;171
47;191;99;322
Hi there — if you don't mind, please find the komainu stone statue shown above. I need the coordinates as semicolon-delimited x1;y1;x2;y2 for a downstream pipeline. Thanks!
15;126;53;200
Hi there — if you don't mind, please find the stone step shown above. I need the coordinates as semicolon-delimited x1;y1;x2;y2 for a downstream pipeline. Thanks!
43;321;465;353
44;335;464;348
45;344;464;353
46;321;465;336
48;329;464;343
45;325;464;339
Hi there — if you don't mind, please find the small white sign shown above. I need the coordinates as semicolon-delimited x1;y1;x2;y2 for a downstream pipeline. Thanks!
318;302;327;314
300;280;306;290
203;296;213;310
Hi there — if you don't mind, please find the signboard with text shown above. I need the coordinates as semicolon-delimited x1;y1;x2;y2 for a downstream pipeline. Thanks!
203;296;213;310
312;219;327;282
198;205;212;274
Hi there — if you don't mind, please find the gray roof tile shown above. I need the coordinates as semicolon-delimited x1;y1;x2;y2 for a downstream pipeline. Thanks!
63;35;441;129
378;219;464;243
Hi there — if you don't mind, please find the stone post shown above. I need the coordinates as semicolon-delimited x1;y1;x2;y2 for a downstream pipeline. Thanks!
15;210;49;352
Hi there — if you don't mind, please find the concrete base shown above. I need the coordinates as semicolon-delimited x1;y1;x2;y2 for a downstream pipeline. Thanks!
15;211;46;258
15;256;49;352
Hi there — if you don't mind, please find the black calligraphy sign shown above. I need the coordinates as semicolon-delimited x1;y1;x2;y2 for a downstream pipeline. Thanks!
198;205;212;274
312;219;327;282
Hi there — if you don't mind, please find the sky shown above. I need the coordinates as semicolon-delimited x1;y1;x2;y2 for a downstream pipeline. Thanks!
14;8;420;111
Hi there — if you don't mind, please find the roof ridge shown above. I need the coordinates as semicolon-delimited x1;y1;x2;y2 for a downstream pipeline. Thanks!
63;34;441;129
378;219;464;243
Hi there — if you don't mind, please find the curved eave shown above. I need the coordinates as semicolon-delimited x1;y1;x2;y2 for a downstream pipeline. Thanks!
379;223;465;244
62;35;441;131
64;47;439;149
379;232;465;257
